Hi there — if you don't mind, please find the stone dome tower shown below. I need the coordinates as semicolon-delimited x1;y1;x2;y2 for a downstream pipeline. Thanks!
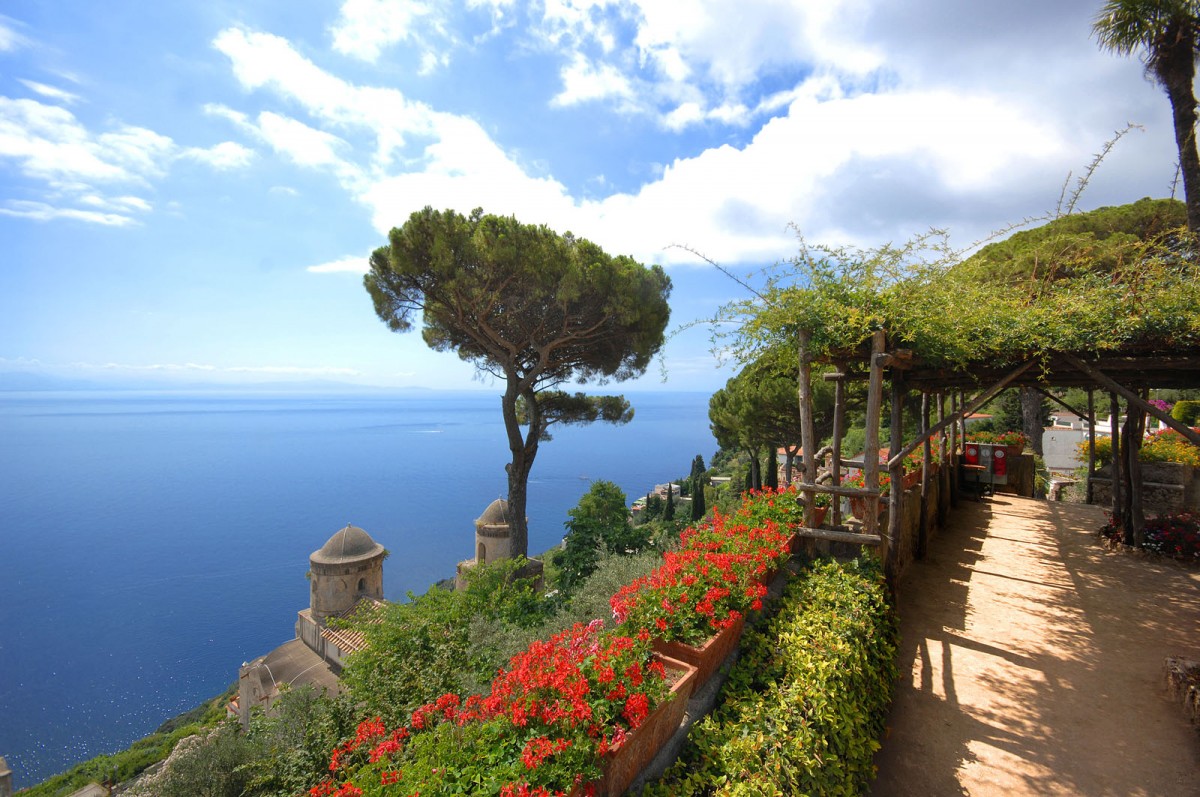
308;524;385;624
474;498;517;566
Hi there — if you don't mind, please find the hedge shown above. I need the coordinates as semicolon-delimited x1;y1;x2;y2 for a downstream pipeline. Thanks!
645;557;898;796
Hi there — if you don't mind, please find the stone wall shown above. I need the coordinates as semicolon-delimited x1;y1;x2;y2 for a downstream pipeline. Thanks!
1089;462;1200;515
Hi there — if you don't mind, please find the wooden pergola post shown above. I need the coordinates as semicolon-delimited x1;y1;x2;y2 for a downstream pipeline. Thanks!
831;372;846;527
797;329;818;527
1086;389;1096;504
863;330;887;571
1110;392;1122;521
887;369;905;584
918;391;931;560
937;392;950;524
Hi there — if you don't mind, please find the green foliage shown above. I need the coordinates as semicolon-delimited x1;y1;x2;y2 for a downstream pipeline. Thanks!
515;391;633;442
365;206;672;556
552;480;648;594
339;557;552;725
466;547;668;692
691;473;708;522
1171;399;1200;425
1079;428;1200;467
239;687;362;797
717;200;1200;379
664;482;676;521
763;448;779;489
146;722;257;797
646;558;898;796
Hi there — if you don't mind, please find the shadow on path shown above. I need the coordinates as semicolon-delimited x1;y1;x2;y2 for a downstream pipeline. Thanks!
870;495;1200;797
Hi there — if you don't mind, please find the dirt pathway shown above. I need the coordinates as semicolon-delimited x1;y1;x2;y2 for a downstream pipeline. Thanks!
870;494;1200;797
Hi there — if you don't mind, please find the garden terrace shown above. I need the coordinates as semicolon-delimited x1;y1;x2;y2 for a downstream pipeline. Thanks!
724;204;1200;584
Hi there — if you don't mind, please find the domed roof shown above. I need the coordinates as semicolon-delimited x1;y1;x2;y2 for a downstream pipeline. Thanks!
311;524;384;565
477;498;512;526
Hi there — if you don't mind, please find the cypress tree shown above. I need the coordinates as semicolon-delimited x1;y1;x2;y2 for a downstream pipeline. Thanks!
764;448;779;489
664;482;675;520
691;474;706;522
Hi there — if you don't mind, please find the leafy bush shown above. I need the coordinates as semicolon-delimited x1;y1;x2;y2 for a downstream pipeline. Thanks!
645;558;898;796
339;557;553;725
1170;400;1200;426
1081;429;1200;468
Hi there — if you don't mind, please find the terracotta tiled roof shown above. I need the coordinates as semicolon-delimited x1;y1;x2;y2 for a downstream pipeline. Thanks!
320;598;385;654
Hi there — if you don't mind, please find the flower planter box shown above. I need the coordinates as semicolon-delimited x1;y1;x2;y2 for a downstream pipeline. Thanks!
651;613;746;690
590;654;698;797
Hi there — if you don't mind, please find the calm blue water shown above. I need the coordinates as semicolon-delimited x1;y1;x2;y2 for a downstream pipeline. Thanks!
0;389;715;788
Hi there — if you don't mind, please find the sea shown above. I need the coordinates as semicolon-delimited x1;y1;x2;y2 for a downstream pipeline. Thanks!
0;389;716;789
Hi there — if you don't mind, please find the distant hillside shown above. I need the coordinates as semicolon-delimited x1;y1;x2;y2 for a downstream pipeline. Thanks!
962;197;1187;281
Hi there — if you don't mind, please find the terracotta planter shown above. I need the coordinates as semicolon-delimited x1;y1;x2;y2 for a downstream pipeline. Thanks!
590;654;698;797
849;495;887;520
651;613;747;689
810;505;828;528
902;470;921;489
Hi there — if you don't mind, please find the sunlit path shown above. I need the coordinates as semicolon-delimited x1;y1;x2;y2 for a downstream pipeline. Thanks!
871;494;1200;796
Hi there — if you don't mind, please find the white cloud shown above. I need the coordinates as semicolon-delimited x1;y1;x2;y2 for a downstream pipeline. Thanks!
330;0;444;63
552;53;636;106
181;141;256;170
78;194;152;213
307;255;370;274
18;79;81;104
0;95;261;224
209;0;1176;274
0;200;139;226
256;112;349;168
0;15;30;52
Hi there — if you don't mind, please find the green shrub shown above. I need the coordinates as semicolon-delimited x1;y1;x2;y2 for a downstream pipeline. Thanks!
1170;400;1200;426
645;558;898;797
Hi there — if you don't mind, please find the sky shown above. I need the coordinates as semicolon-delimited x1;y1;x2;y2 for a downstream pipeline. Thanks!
0;0;1184;394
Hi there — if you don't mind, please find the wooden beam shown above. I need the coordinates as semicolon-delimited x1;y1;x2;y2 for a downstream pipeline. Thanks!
1033;385;1091;423
795;482;885;499
793;527;883;546
887;357;1039;468
1061;353;1200;448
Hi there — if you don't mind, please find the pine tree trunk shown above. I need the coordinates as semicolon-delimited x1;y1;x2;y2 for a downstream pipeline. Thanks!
501;379;536;558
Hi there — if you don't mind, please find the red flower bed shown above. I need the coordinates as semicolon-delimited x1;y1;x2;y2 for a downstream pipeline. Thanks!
1100;511;1200;562
609;507;788;646
311;620;672;796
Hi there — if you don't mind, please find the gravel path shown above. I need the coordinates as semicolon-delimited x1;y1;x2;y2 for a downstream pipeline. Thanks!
871;494;1200;796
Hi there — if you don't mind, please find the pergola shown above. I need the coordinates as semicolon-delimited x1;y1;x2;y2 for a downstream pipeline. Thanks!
789;332;1200;588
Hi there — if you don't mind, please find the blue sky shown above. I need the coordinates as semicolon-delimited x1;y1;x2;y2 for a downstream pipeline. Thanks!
0;0;1183;393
